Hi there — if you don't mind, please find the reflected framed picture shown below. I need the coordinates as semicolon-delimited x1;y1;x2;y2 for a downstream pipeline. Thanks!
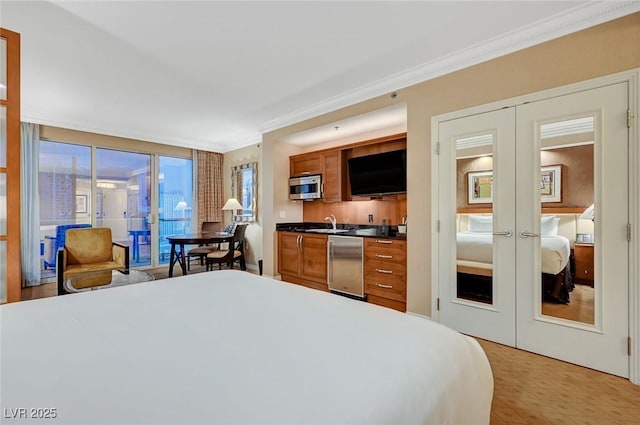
75;194;87;213
468;171;493;204
540;165;561;203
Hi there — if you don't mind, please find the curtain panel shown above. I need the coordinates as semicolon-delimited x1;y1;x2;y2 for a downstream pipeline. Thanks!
20;122;41;286
196;150;224;227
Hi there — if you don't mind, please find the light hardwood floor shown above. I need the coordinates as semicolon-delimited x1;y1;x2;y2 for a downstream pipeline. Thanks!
20;271;640;424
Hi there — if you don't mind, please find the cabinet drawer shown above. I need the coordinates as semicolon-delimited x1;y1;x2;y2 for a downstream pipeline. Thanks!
365;275;406;302
365;249;406;264
364;238;406;256
367;294;406;312
364;258;406;273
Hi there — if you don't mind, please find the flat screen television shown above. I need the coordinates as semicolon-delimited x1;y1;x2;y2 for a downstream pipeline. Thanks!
347;149;407;196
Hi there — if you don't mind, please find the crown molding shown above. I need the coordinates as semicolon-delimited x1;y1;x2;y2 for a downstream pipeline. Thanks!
260;1;640;135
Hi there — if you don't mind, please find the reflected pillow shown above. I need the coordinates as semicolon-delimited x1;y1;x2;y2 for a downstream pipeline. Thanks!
541;215;559;236
468;215;493;233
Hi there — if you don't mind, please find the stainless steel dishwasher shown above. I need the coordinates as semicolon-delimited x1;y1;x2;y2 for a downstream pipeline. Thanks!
327;235;364;299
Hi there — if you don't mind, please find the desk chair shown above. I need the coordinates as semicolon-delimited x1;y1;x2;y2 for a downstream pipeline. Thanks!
205;223;248;271
186;221;223;270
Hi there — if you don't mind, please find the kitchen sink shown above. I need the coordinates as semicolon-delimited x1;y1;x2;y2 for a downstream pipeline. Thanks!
305;228;351;234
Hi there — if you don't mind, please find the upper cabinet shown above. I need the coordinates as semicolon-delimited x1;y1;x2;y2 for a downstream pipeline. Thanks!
289;133;406;203
290;150;346;203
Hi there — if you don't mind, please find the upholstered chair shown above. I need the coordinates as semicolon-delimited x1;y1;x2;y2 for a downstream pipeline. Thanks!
57;227;129;294
186;221;223;270
205;223;248;271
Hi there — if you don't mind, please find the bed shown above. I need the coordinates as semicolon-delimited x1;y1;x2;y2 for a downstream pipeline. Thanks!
0;270;493;425
456;215;573;303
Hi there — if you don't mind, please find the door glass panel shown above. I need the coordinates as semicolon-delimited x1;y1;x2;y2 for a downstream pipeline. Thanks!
39;141;92;280
158;156;193;264
0;37;6;100
96;148;151;267
0;174;6;234
0;106;6;167
456;133;494;304
0;241;6;303
539;116;595;324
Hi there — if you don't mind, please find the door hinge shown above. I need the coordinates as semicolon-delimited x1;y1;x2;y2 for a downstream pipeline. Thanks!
436;142;440;155
628;337;632;356
628;109;634;128
627;223;632;242
436;220;440;233
437;297;440;311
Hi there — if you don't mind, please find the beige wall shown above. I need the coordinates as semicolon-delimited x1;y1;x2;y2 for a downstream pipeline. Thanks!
41;125;192;158
223;144;262;270
262;13;640;315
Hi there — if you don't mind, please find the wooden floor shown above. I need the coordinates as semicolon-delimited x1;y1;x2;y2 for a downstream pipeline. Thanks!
542;283;594;324
20;272;640;424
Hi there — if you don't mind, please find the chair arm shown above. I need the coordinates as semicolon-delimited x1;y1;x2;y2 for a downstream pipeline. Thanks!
56;248;67;295
112;242;130;270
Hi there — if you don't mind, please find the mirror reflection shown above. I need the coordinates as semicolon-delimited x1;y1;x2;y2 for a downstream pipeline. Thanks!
455;134;494;305
539;117;595;324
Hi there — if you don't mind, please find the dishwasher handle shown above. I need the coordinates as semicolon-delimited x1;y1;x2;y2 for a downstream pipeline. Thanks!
327;240;333;286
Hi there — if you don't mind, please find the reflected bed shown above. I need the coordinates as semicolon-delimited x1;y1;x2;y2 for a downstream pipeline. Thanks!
1;270;493;424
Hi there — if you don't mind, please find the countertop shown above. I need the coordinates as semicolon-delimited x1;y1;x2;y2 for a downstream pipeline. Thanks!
276;222;406;240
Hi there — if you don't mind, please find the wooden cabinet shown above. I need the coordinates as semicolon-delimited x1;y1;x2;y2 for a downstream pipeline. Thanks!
290;154;322;177
278;232;328;291
289;151;346;203
320;151;345;203
574;243;594;286
364;238;407;312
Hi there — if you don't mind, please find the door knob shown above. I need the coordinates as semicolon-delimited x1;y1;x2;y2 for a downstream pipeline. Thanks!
520;230;539;238
493;230;513;237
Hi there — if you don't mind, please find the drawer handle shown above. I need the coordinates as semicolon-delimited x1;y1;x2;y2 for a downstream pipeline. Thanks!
375;239;393;244
376;254;393;259
376;283;393;289
375;268;393;274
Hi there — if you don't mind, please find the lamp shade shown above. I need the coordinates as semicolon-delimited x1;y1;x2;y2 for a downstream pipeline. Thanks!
580;204;594;221
222;198;243;211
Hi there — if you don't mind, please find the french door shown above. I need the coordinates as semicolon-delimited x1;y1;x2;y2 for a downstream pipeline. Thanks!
437;83;630;377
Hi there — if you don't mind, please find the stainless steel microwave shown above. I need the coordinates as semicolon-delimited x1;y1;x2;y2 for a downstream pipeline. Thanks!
289;174;322;200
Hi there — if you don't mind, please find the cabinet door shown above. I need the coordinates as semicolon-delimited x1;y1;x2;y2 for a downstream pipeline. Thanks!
290;154;321;177
278;232;301;276
300;233;327;284
321;151;344;203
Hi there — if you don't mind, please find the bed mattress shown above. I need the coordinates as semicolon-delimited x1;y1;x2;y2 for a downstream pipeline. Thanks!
457;232;570;275
1;270;493;424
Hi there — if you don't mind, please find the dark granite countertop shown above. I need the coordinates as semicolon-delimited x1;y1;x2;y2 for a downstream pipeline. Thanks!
275;222;406;240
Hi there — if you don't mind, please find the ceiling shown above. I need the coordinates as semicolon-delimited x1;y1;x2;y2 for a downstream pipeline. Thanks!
1;1;638;153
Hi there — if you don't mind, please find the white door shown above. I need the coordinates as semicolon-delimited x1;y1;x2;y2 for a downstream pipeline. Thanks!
515;83;629;378
437;83;629;377
438;108;517;346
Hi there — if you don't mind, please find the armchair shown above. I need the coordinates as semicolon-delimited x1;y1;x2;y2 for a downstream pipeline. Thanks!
57;227;129;295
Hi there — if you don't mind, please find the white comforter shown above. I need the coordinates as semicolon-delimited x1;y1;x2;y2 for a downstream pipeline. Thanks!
1;270;493;425
457;232;570;275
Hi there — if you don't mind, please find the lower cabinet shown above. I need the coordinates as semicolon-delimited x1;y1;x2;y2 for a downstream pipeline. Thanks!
364;238;407;312
278;232;328;291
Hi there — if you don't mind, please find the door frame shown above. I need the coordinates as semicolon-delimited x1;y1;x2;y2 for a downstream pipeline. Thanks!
430;69;640;385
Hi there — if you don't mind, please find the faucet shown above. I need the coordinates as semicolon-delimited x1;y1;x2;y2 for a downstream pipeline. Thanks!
325;214;337;230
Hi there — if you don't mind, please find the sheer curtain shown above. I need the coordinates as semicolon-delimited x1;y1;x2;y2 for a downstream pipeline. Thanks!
196;150;224;227
20;122;41;286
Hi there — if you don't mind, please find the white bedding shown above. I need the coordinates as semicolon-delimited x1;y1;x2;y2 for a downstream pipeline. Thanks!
0;270;493;425
457;232;570;275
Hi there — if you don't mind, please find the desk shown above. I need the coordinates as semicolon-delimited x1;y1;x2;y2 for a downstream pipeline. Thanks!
167;232;232;277
128;229;151;262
